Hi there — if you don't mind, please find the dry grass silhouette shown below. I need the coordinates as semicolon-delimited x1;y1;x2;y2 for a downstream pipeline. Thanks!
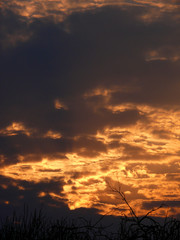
0;188;180;240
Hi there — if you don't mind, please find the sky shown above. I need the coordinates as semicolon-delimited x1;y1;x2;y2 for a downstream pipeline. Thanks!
0;0;180;220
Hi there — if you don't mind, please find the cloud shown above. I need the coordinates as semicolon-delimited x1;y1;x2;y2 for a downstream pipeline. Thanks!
142;201;180;210
1;6;180;127
1;0;180;24
0;174;67;207
1;3;180;217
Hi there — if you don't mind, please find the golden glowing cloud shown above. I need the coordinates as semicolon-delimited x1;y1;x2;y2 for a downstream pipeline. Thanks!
1;1;180;218
54;99;68;110
0;122;32;136
145;49;180;62
44;130;62;139
1;103;180;217
1;0;179;22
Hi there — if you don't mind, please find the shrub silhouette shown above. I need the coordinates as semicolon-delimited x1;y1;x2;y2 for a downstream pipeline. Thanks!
109;184;180;240
0;190;180;240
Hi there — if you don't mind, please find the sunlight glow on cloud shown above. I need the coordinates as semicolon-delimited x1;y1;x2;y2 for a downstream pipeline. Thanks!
1;0;179;22
1;1;180;219
0;122;32;136
1;103;180;216
145;49;180;62
44;130;62;139
54;99;68;110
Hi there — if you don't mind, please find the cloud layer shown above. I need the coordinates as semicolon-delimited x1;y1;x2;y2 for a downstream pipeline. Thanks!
0;1;180;218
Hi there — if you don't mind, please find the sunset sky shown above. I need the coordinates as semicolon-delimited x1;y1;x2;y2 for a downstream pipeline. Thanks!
0;0;180;219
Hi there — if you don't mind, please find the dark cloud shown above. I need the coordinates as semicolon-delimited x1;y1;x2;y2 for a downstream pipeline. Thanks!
114;143;166;161
0;9;31;50
39;169;62;173
1;3;180;218
1;6;180;140
166;173;180;182
0;174;69;219
66;170;96;180
73;136;107;157
0;134;73;166
1;5;180;137
80;178;102;186
146;162;180;175
151;129;172;139
142;201;180;210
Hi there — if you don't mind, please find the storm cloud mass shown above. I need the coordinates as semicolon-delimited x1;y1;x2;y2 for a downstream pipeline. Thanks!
0;0;180;218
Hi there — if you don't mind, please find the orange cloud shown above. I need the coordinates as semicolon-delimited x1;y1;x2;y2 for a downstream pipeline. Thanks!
1;0;179;23
1;1;180;218
1;104;180;217
0;122;32;136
